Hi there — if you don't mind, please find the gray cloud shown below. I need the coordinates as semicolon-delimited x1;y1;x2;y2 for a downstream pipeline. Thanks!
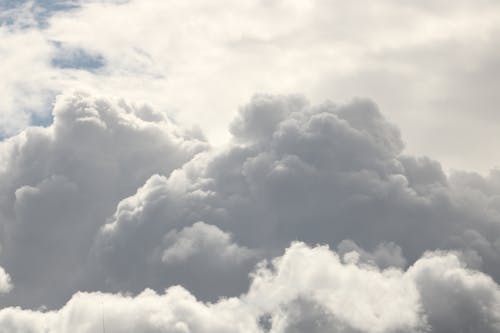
337;239;407;269
0;92;206;308
0;92;500;331
161;221;256;264
94;94;500;291
1;1;500;331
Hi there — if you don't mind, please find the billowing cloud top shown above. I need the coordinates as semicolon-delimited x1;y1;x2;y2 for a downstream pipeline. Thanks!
0;91;499;332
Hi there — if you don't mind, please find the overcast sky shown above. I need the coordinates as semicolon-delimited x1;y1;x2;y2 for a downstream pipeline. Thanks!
0;1;500;332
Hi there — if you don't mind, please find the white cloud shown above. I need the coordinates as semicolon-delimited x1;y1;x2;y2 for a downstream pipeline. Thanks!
0;266;12;294
0;286;258;333
2;0;500;170
161;221;255;264
246;242;424;333
0;243;499;332
0;23;54;135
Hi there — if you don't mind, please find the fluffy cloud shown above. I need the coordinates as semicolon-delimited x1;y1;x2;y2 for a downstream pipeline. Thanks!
0;243;498;333
92;179;259;301
95;94;500;293
408;251;500;333
336;239;407;269
1;1;500;331
0;266;12;294
0;286;258;333
0;91;500;331
0;92;206;308
161;221;255;264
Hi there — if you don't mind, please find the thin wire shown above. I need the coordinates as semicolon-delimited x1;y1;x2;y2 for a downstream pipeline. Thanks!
101;297;106;333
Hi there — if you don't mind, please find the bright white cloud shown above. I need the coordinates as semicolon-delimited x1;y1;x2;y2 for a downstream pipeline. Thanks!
0;243;499;333
0;266;12;294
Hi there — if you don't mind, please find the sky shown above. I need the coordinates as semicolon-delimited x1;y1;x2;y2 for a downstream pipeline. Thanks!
0;1;499;332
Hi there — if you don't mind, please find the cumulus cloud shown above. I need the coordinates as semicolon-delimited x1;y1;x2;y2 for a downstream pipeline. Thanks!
0;286;258;333
0;91;206;308
0;243;499;333
94;94;500;290
0;91;500;331
93;178;259;300
408;251;500;333
1;1;500;331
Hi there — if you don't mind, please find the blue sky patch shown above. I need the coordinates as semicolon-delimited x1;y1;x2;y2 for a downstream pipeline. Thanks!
51;45;106;71
0;0;80;27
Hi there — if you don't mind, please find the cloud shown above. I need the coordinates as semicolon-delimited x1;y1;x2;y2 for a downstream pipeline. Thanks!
92;176;260;300
2;0;500;171
0;286;258;333
246;242;425;333
0;243;499;333
408;250;500;333
0;266;12;294
161;221;256;264
0;91;206;308
1;1;500;330
94;94;500;291
0;91;500;331
337;239;407;269
0;20;54;136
